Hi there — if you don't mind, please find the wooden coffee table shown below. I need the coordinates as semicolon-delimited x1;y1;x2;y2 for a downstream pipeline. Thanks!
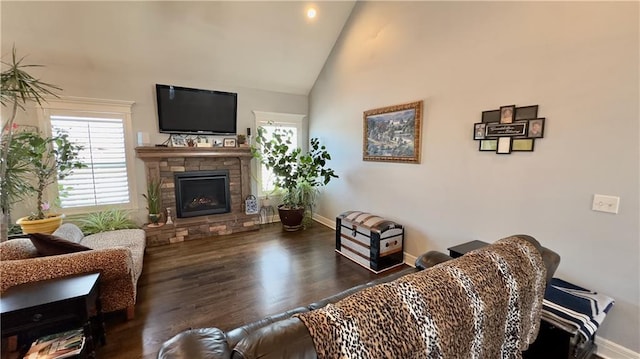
0;272;105;356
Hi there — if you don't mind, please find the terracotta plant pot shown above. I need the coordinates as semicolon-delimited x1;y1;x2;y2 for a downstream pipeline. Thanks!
277;205;305;231
147;213;164;228
16;214;65;234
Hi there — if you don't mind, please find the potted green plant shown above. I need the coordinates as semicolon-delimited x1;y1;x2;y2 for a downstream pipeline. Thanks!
251;127;338;231
13;130;85;234
78;208;138;235
1;46;61;240
1;127;33;235
142;178;163;227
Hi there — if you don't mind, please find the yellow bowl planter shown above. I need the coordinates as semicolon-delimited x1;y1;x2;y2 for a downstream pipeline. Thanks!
16;214;65;234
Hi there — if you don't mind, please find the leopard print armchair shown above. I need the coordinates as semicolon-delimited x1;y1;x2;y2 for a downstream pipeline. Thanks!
0;224;146;319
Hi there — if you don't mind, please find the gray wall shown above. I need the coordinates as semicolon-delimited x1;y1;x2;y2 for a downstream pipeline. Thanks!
310;1;639;352
1;2;308;220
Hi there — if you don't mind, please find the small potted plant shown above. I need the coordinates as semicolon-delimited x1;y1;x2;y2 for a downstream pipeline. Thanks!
13;130;85;234
143;178;163;227
78;208;138;235
251;127;338;231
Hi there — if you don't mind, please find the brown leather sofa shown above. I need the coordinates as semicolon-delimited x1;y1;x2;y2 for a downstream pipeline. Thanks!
157;235;560;359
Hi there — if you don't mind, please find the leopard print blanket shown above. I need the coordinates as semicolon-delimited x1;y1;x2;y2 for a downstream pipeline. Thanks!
295;236;546;359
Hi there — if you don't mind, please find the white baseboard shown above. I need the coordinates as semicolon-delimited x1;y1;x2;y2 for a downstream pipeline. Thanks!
596;337;640;359
313;213;335;229
404;253;417;268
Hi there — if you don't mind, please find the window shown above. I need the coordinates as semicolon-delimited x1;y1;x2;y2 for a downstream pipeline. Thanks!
253;111;306;196
51;116;129;207
38;97;137;212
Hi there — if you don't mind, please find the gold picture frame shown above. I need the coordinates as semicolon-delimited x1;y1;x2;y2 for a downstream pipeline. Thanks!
363;100;423;164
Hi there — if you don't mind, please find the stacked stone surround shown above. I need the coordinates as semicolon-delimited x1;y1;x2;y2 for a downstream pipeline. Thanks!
135;146;259;246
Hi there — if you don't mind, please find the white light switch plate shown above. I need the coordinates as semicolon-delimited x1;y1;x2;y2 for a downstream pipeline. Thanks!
592;194;620;214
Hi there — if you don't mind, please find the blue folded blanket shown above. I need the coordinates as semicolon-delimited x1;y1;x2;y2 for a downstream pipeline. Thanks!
542;278;614;341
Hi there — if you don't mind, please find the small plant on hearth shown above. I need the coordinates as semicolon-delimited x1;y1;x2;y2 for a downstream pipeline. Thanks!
142;178;163;226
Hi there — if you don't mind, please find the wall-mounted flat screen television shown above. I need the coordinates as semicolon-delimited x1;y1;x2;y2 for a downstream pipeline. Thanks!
156;84;237;135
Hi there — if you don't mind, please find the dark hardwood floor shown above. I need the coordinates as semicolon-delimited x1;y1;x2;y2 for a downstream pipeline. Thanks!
97;223;408;359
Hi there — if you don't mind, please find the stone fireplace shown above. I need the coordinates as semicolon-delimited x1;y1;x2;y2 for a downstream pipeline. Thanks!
135;146;259;246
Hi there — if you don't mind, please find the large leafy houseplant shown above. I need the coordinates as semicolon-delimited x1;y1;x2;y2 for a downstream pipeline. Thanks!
1;46;61;239
251;127;338;230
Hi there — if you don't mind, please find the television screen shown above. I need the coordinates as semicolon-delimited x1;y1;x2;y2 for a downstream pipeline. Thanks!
156;84;237;135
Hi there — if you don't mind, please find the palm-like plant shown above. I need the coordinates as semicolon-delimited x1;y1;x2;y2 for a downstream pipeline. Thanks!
1;133;32;215
1;46;61;240
142;178;162;221
78;208;138;235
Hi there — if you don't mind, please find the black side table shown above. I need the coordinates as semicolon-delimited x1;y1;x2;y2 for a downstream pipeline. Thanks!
0;272;105;356
447;240;489;258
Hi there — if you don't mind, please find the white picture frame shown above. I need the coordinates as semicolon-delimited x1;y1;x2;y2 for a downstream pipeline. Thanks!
170;135;186;147
497;137;512;154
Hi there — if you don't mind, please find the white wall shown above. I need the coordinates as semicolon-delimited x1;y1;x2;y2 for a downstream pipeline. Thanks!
1;2;308;221
310;1;639;352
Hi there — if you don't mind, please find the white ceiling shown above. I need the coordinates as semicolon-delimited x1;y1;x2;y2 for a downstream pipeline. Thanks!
1;1;356;95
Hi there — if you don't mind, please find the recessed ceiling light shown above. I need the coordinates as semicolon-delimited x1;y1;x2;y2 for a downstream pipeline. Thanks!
307;8;317;19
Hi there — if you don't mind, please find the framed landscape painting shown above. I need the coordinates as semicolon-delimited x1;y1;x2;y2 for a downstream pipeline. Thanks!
363;100;423;163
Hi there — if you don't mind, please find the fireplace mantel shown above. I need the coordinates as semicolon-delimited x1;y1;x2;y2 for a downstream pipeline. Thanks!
135;146;258;246
135;146;253;159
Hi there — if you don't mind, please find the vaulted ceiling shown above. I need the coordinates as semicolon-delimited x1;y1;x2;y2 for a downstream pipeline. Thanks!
1;1;356;95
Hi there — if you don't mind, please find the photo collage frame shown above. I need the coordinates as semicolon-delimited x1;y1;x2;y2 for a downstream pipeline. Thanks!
473;104;545;154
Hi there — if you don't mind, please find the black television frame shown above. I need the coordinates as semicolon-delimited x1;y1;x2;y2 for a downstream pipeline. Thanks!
156;84;238;136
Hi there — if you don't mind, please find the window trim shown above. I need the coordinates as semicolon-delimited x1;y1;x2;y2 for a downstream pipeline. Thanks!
252;111;306;197
37;96;138;215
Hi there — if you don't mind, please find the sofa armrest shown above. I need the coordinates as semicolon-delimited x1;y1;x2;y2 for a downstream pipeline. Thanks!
540;247;560;284
158;328;231;359
232;318;316;359
414;251;454;270
0;247;135;292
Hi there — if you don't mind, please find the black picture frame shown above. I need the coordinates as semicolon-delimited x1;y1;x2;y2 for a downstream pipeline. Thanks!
485;121;528;138
515;105;538;121
512;139;535;152
475;104;545;154
528;118;545;138
479;139;497;151
499;105;516;124
473;123;486;140
482;109;500;123
496;137;512;154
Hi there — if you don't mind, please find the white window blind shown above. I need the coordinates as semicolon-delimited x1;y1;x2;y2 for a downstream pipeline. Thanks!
51;115;131;208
